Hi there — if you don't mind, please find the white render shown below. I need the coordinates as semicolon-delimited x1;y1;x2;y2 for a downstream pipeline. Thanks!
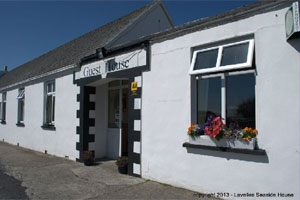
142;5;299;200
0;73;80;160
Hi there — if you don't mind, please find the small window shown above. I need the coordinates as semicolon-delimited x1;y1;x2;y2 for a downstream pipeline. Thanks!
17;88;25;123
1;92;7;122
190;39;254;75
44;81;55;125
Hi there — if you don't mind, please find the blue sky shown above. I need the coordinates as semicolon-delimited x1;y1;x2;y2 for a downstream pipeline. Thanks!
0;0;257;71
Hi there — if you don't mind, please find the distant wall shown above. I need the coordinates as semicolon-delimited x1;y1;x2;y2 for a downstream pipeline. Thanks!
0;73;80;160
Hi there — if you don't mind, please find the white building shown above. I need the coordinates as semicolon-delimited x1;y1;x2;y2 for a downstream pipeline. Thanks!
0;0;299;199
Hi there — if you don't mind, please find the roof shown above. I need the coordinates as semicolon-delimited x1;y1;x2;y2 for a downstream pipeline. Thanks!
151;0;295;43
0;1;158;90
109;0;295;51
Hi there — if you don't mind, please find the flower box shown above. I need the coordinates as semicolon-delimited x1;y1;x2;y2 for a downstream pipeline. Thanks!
189;135;256;150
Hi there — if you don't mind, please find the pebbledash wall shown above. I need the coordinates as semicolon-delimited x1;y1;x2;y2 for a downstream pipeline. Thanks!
0;73;80;159
142;2;299;199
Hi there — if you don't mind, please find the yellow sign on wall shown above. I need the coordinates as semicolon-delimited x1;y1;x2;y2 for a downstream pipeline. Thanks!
131;81;138;95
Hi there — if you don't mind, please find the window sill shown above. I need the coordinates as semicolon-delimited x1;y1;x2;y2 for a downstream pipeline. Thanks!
16;122;25;127
183;142;266;155
0;120;6;124
41;124;56;131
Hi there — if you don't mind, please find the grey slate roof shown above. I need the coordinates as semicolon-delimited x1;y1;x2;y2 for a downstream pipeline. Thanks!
0;1;157;90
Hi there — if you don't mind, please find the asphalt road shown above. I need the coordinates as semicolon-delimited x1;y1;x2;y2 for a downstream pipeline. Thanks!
0;164;28;200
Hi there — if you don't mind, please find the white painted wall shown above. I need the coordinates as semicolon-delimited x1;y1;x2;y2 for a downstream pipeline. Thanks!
107;128;120;159
0;73;80;160
95;84;108;158
142;5;299;199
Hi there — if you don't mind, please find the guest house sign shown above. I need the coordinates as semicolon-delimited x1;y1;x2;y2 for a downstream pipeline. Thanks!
76;48;147;80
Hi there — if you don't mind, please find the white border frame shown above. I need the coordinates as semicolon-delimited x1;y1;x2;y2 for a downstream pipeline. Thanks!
190;39;254;75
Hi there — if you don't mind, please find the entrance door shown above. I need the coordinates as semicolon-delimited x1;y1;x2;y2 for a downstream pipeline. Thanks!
107;80;128;159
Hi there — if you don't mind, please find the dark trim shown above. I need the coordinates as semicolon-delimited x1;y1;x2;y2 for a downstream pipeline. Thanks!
41;124;56;131
76;86;96;161
103;41;149;58
132;111;141;120
89;118;95;127
74;74;102;86
16;122;25;127
80;42;149;66
89;102;95;110
106;65;149;79
0;120;6;124
183;142;266;155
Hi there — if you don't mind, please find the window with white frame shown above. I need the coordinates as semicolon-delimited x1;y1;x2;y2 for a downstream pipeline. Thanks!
17;88;25;123
1;92;7;122
190;39;254;75
44;80;55;125
191;39;256;129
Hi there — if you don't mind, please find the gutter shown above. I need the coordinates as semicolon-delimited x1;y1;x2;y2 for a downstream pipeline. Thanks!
0;64;78;92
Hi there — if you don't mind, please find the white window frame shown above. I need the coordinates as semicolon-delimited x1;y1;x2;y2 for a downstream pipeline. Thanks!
190;39;254;75
17;88;25;123
44;80;55;125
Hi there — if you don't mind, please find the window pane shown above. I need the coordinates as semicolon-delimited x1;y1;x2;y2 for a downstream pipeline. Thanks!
21;101;24;122
47;83;52;93
17;89;25;99
18;100;24;122
52;96;55;122
221;42;249;66
2;102;6;121
3;93;6;101
108;89;120;128
226;73;255;129
197;77;221;125
194;49;218;70
46;95;53;123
